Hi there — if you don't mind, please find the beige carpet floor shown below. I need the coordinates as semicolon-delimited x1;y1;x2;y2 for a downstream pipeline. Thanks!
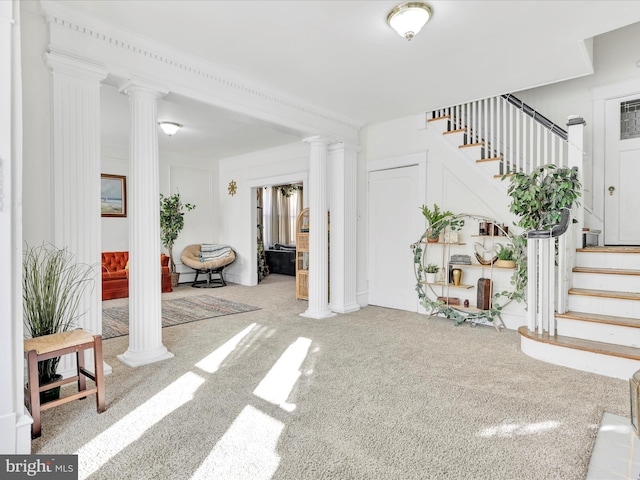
31;274;629;479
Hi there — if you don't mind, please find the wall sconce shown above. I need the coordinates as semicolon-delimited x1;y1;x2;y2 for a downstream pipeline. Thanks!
158;121;183;136
387;2;432;41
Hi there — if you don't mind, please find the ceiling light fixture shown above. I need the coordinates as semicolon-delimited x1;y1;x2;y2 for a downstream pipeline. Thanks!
387;2;432;41
158;121;183;136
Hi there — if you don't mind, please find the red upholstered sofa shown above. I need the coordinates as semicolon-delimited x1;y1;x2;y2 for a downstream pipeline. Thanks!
102;252;173;301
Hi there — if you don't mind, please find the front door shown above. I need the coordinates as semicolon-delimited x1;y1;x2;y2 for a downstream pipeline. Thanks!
605;95;640;245
368;165;422;311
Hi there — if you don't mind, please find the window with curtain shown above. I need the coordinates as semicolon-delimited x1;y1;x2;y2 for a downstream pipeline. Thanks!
263;184;303;248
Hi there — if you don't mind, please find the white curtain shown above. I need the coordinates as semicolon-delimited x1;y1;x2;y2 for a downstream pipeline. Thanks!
262;186;302;247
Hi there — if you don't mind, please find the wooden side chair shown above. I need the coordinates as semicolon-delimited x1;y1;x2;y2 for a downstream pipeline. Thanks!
24;329;106;438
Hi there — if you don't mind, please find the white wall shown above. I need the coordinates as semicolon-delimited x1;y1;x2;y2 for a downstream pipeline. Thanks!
21;1;53;246
100;150;218;283
218;142;308;286
514;21;640;214
359;115;524;327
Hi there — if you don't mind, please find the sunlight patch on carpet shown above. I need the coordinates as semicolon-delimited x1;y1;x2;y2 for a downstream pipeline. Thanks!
253;337;312;412
102;295;260;339
190;405;283;480
76;372;205;478
195;323;257;374
477;420;561;438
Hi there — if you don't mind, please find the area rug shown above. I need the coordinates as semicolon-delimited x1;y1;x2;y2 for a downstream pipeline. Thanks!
101;295;260;340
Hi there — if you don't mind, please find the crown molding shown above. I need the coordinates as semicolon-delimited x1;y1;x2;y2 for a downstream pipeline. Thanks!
41;1;362;144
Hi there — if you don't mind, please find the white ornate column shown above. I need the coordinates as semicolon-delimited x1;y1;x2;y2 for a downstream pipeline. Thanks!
328;143;360;313
46;51;110;375
302;136;335;319
117;81;173;367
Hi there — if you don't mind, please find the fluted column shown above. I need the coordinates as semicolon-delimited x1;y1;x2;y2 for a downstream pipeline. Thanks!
117;81;173;367
46;51;110;376
328;143;360;313
301;136;335;319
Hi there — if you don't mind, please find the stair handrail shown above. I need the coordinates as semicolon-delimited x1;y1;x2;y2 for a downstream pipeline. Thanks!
501;94;568;141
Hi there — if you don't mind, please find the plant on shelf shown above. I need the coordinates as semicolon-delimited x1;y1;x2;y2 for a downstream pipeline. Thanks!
160;192;196;286
23;244;95;397
502;164;581;300
496;244;516;268
425;263;439;273
420;204;464;242
425;263;439;283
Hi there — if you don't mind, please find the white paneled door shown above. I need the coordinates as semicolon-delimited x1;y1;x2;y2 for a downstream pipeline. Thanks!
605;95;640;245
368;165;423;311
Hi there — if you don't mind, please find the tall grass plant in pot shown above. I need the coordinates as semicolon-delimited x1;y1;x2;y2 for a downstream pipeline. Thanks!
23;244;95;400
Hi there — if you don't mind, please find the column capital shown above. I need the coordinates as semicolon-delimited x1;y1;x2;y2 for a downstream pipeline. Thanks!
118;79;169;100
328;142;361;153
303;135;333;146
45;50;108;82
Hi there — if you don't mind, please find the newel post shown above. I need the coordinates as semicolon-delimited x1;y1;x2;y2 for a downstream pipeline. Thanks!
567;116;586;249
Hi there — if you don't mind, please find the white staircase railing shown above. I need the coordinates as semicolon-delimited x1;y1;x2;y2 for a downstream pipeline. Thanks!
430;94;569;176
427;95;586;335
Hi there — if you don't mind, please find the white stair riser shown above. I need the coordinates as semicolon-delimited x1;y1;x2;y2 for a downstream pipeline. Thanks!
458;145;484;163
427;119;449;134
478;161;501;177
440;131;466;146
556;317;640;348
568;294;640;318
520;335;640;380
576;252;640;270
572;272;640;291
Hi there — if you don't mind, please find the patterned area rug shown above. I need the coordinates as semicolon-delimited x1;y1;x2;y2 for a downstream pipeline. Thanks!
102;295;260;340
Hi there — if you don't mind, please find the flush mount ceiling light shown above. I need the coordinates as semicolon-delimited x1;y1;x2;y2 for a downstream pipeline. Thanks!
387;2;432;41
158;121;182;136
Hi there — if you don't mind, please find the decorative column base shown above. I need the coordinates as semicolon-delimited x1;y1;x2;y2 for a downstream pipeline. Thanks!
117;346;174;368
300;309;337;320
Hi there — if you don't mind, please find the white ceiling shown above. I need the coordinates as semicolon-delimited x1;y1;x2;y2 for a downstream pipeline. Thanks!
57;0;640;160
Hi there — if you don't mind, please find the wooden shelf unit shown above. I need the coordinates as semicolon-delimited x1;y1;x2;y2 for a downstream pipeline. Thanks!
296;208;310;300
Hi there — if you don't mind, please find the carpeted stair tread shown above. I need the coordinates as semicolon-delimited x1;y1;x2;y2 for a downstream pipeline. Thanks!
573;266;640;276
518;326;640;360
568;287;640;301
556;310;640;328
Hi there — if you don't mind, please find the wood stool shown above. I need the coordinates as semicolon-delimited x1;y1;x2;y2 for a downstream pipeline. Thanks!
24;329;106;438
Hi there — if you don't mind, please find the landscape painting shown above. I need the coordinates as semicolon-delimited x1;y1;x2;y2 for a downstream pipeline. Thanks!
101;174;127;217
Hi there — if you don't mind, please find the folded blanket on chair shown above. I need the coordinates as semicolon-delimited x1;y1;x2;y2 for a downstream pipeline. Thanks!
201;243;228;253
200;245;232;261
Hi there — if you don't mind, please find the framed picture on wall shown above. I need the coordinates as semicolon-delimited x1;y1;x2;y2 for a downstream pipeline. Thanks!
101;174;127;217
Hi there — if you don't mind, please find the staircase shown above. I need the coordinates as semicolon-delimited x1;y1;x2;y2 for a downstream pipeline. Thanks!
424;95;640;380
520;247;640;380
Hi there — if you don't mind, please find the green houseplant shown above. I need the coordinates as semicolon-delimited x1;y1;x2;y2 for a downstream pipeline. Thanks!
420;204;464;242
503;164;581;298
496;244;516;268
425;263;439;283
23;244;95;395
160;192;196;286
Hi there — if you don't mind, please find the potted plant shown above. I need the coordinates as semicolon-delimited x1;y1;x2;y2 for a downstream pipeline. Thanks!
503;164;581;299
420;204;464;242
496;244;516;268
23;244;94;402
425;263;439;283
160;192;196;287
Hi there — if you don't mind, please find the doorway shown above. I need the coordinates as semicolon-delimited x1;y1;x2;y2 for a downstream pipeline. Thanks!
368;165;423;311
604;95;640;245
